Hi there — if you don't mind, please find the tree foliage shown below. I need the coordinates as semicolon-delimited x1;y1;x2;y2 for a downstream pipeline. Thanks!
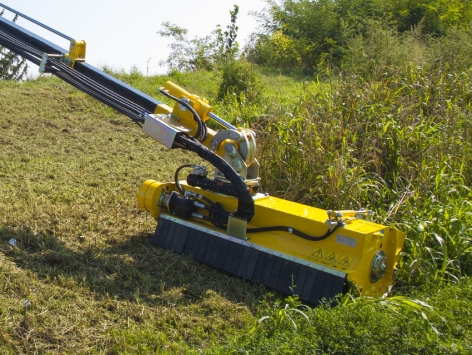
214;5;240;63
0;13;28;80
157;5;240;72
157;22;215;72
387;0;472;35
244;0;472;75
157;5;264;103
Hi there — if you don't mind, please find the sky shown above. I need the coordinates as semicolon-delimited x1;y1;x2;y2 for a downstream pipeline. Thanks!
0;0;267;75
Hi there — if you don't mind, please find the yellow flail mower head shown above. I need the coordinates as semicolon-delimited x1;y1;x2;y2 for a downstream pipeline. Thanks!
138;179;405;304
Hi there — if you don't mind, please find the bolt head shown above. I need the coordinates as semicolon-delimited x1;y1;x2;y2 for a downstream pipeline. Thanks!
225;144;237;157
230;132;241;141
231;159;242;172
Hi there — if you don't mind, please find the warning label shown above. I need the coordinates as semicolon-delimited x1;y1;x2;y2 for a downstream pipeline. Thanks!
312;249;323;259
324;252;336;263
310;248;353;268
338;256;351;267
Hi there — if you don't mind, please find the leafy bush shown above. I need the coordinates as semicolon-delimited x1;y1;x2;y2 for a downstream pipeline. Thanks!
245;0;472;75
217;59;264;104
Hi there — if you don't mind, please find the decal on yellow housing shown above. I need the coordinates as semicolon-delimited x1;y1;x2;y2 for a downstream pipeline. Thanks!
310;248;353;268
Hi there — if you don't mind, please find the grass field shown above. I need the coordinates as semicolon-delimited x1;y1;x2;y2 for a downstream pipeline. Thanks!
0;72;471;354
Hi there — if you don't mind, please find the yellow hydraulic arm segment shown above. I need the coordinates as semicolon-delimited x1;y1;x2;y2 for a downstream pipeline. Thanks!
143;81;260;187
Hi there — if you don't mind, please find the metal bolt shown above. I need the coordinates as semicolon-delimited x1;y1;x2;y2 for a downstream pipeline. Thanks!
210;140;218;151
225;143;237;157
179;98;190;112
231;159;242;172
230;132;240;141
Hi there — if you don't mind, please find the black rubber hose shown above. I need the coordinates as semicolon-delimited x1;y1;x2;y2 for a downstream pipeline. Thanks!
247;223;342;242
174;164;195;195
52;59;148;122
158;88;206;142
175;134;254;223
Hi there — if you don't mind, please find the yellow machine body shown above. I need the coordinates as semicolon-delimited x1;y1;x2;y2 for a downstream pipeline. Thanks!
138;180;405;297
136;81;406;303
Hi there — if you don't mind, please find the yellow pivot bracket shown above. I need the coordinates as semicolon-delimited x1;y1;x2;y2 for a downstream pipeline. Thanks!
38;39;86;73
64;39;86;67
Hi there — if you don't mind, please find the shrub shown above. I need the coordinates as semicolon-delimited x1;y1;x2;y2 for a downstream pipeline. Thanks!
217;60;264;104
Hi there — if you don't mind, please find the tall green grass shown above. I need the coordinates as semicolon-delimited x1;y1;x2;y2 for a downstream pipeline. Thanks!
244;26;472;289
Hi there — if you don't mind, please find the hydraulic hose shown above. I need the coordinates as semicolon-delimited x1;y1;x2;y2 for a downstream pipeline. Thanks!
158;88;207;142
175;133;255;223
247;223;342;241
